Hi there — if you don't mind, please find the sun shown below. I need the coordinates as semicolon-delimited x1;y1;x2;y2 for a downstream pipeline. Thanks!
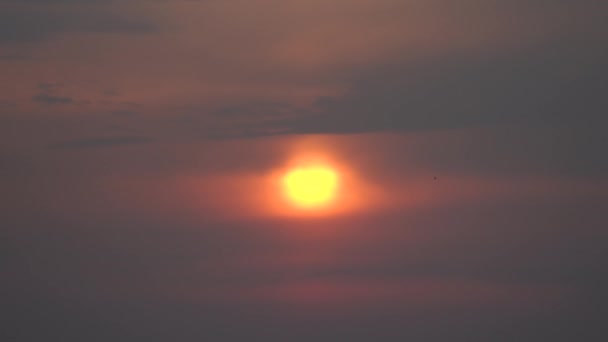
282;166;339;209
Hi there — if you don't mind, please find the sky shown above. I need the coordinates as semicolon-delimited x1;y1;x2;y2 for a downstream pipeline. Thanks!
1;0;607;341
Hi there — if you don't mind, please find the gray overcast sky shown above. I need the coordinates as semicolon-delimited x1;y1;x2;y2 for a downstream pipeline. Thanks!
2;1;607;341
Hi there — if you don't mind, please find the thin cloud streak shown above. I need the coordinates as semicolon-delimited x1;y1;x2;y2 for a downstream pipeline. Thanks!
50;136;154;149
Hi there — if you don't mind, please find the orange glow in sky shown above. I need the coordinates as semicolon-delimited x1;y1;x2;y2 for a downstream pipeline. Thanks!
178;136;390;220
282;166;339;209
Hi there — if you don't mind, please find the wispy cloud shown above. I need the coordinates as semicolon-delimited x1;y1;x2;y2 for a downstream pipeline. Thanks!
32;93;74;105
50;136;154;149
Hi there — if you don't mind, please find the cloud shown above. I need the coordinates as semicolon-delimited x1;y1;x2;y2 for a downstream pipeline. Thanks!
0;1;158;44
31;83;84;105
103;89;121;97
0;101;16;109
50;136;154;149
32;93;74;105
200;19;607;139
110;109;139;117
37;82;58;90
306;48;607;134
2;0;115;3
0;53;31;61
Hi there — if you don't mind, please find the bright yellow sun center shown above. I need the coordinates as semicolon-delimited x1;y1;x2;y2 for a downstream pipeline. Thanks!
283;166;338;208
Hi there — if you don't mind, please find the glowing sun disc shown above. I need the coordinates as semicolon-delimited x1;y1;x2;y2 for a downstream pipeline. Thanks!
282;166;339;208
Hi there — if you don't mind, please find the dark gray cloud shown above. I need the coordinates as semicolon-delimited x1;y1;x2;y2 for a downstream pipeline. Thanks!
0;101;16;109
0;53;31;61
32;93;74;105
1;0;114;3
192;0;608;138
50;136;154;149
280;40;607;135
0;2;158;44
180;53;606;150
31;83;83;105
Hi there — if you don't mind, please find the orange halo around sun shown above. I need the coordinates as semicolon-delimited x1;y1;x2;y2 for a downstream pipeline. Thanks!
282;165;339;209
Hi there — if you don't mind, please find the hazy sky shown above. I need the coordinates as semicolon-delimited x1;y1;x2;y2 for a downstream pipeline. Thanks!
2;1;607;341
